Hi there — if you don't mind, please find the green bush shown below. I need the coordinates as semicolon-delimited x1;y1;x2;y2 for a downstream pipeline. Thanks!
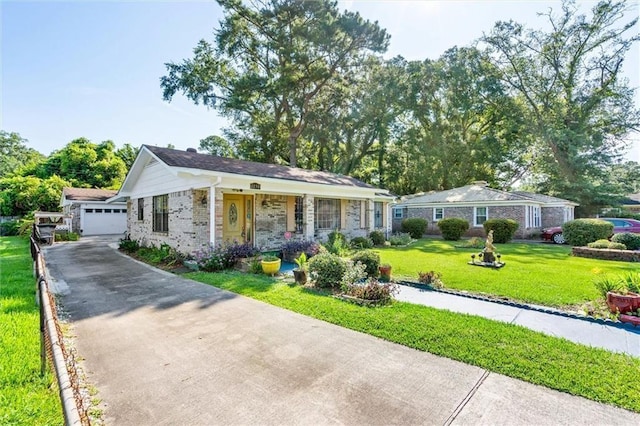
0;220;19;236
119;237;140;253
350;236;373;249
326;230;348;255
483;219;519;243
437;218;469;241
401;218;427;239
588;239;612;249
308;252;347;289
369;230;386;246
594;276;624;298
562;219;613;246
388;232;412;246
351;250;380;277
608;242;627;250
54;232;79;242
611;233;640;250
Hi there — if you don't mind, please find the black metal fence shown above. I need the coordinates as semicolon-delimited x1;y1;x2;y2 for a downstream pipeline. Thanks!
30;232;88;426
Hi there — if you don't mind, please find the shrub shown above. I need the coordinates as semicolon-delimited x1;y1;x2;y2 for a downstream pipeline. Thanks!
0;220;19;236
389;233;412;246
350;236;373;249
225;241;260;263
588;239;613;249
401;218;427;239
119;237;140;253
437;218;469;240
369;230;385;246
326;230;348;255
611;233;640;250
280;239;321;260
562;219;613;247
193;244;232;272
418;271;443;289
343;278;399;304
55;232;80;242
483;219;519;243
308;252;347;289
608;242;627;250
340;261;367;289
457;237;485;249
351;250;380;277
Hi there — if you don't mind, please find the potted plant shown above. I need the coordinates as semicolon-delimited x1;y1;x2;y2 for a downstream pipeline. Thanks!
378;263;392;282
293;252;308;284
261;254;281;276
595;274;640;314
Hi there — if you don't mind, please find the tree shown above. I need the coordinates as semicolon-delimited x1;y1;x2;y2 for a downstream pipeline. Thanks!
198;135;236;157
116;143;139;170
161;0;389;167
0;131;45;178
482;0;640;210
0;175;70;216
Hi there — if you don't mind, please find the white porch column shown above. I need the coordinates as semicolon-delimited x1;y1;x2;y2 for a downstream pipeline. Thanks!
303;195;314;240
209;186;216;245
367;199;375;231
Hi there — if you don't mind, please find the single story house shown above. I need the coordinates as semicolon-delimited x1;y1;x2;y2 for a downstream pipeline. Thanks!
392;181;578;238
109;145;393;254
60;187;128;235
621;192;640;213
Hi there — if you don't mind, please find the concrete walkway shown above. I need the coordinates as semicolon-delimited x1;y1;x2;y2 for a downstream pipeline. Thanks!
396;285;640;357
44;237;640;425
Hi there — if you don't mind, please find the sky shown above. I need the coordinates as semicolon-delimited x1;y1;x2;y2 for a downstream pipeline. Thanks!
1;0;639;161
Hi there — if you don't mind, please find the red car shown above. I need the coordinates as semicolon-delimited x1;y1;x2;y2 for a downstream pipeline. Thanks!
542;218;640;244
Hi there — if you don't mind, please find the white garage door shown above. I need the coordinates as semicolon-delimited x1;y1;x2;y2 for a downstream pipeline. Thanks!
82;208;127;235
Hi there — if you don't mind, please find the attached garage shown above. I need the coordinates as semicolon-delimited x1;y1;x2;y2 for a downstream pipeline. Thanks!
61;188;128;236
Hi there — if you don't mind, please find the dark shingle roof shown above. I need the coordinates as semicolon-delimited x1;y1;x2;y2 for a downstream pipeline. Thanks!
63;187;117;201
144;145;376;189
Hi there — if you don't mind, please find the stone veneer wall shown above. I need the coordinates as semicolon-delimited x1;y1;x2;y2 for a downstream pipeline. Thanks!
70;204;81;234
128;189;212;255
255;194;288;250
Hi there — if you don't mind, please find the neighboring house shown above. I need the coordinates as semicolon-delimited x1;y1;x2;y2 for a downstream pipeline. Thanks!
621;193;640;213
60;187;128;235
392;181;578;238
110;145;393;254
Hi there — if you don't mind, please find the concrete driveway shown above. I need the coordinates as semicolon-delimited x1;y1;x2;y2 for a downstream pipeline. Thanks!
44;237;640;425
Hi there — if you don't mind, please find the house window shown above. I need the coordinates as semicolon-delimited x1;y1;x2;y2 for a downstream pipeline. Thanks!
104;209;112;213
138;198;144;221
374;202;383;228
474;207;488;226
153;194;169;233
393;207;404;219
433;207;444;221
314;198;340;230
94;209;103;213
526;206;541;228
85;209;93;213
295;196;304;233
563;207;573;223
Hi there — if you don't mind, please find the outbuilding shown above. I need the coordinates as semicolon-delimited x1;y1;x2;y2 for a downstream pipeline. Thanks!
60;187;128;235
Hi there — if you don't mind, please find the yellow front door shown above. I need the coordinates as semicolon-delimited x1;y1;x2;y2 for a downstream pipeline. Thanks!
223;195;251;243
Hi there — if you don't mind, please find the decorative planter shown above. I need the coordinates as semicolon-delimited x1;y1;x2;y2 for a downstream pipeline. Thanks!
606;291;640;314
379;265;392;282
293;269;307;284
261;259;281;276
619;314;640;326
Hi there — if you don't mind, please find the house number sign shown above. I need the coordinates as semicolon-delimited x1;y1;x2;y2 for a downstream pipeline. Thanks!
250;183;261;190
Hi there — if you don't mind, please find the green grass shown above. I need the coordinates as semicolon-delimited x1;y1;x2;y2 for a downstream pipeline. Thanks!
187;271;640;413
376;239;635;307
0;237;62;425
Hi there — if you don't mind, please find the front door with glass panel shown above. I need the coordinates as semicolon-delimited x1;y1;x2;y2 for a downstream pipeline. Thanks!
223;194;253;243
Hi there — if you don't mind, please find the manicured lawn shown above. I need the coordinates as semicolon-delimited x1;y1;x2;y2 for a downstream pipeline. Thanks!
377;239;635;307
0;237;62;425
187;271;640;413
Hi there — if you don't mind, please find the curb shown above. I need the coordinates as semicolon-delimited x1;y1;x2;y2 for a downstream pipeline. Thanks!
396;280;640;332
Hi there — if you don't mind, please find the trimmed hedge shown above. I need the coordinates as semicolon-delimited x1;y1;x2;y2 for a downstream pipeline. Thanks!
562;219;613;247
482;219;519;243
611;232;640;251
369;230;385;246
308;252;347;289
437;218;469;241
401;218;428;239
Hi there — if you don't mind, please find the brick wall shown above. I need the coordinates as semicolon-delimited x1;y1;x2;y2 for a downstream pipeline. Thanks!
255;194;288;250
542;207;565;229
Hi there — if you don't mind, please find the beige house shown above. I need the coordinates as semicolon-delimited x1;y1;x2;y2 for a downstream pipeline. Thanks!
110;145;393;254
392;181;578;238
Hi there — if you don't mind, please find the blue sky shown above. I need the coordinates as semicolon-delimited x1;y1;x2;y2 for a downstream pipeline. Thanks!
2;0;638;161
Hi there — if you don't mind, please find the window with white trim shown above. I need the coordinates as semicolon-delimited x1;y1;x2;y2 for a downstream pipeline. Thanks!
526;205;541;228
138;198;144;221
393;207;404;219
153;194;169;233
374;202;383;228
474;207;488;226
433;207;444;221
314;198;340;230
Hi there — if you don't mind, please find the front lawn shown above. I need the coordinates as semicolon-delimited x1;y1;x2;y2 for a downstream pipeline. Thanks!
0;237;62;425
377;239;635;307
187;271;640;413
